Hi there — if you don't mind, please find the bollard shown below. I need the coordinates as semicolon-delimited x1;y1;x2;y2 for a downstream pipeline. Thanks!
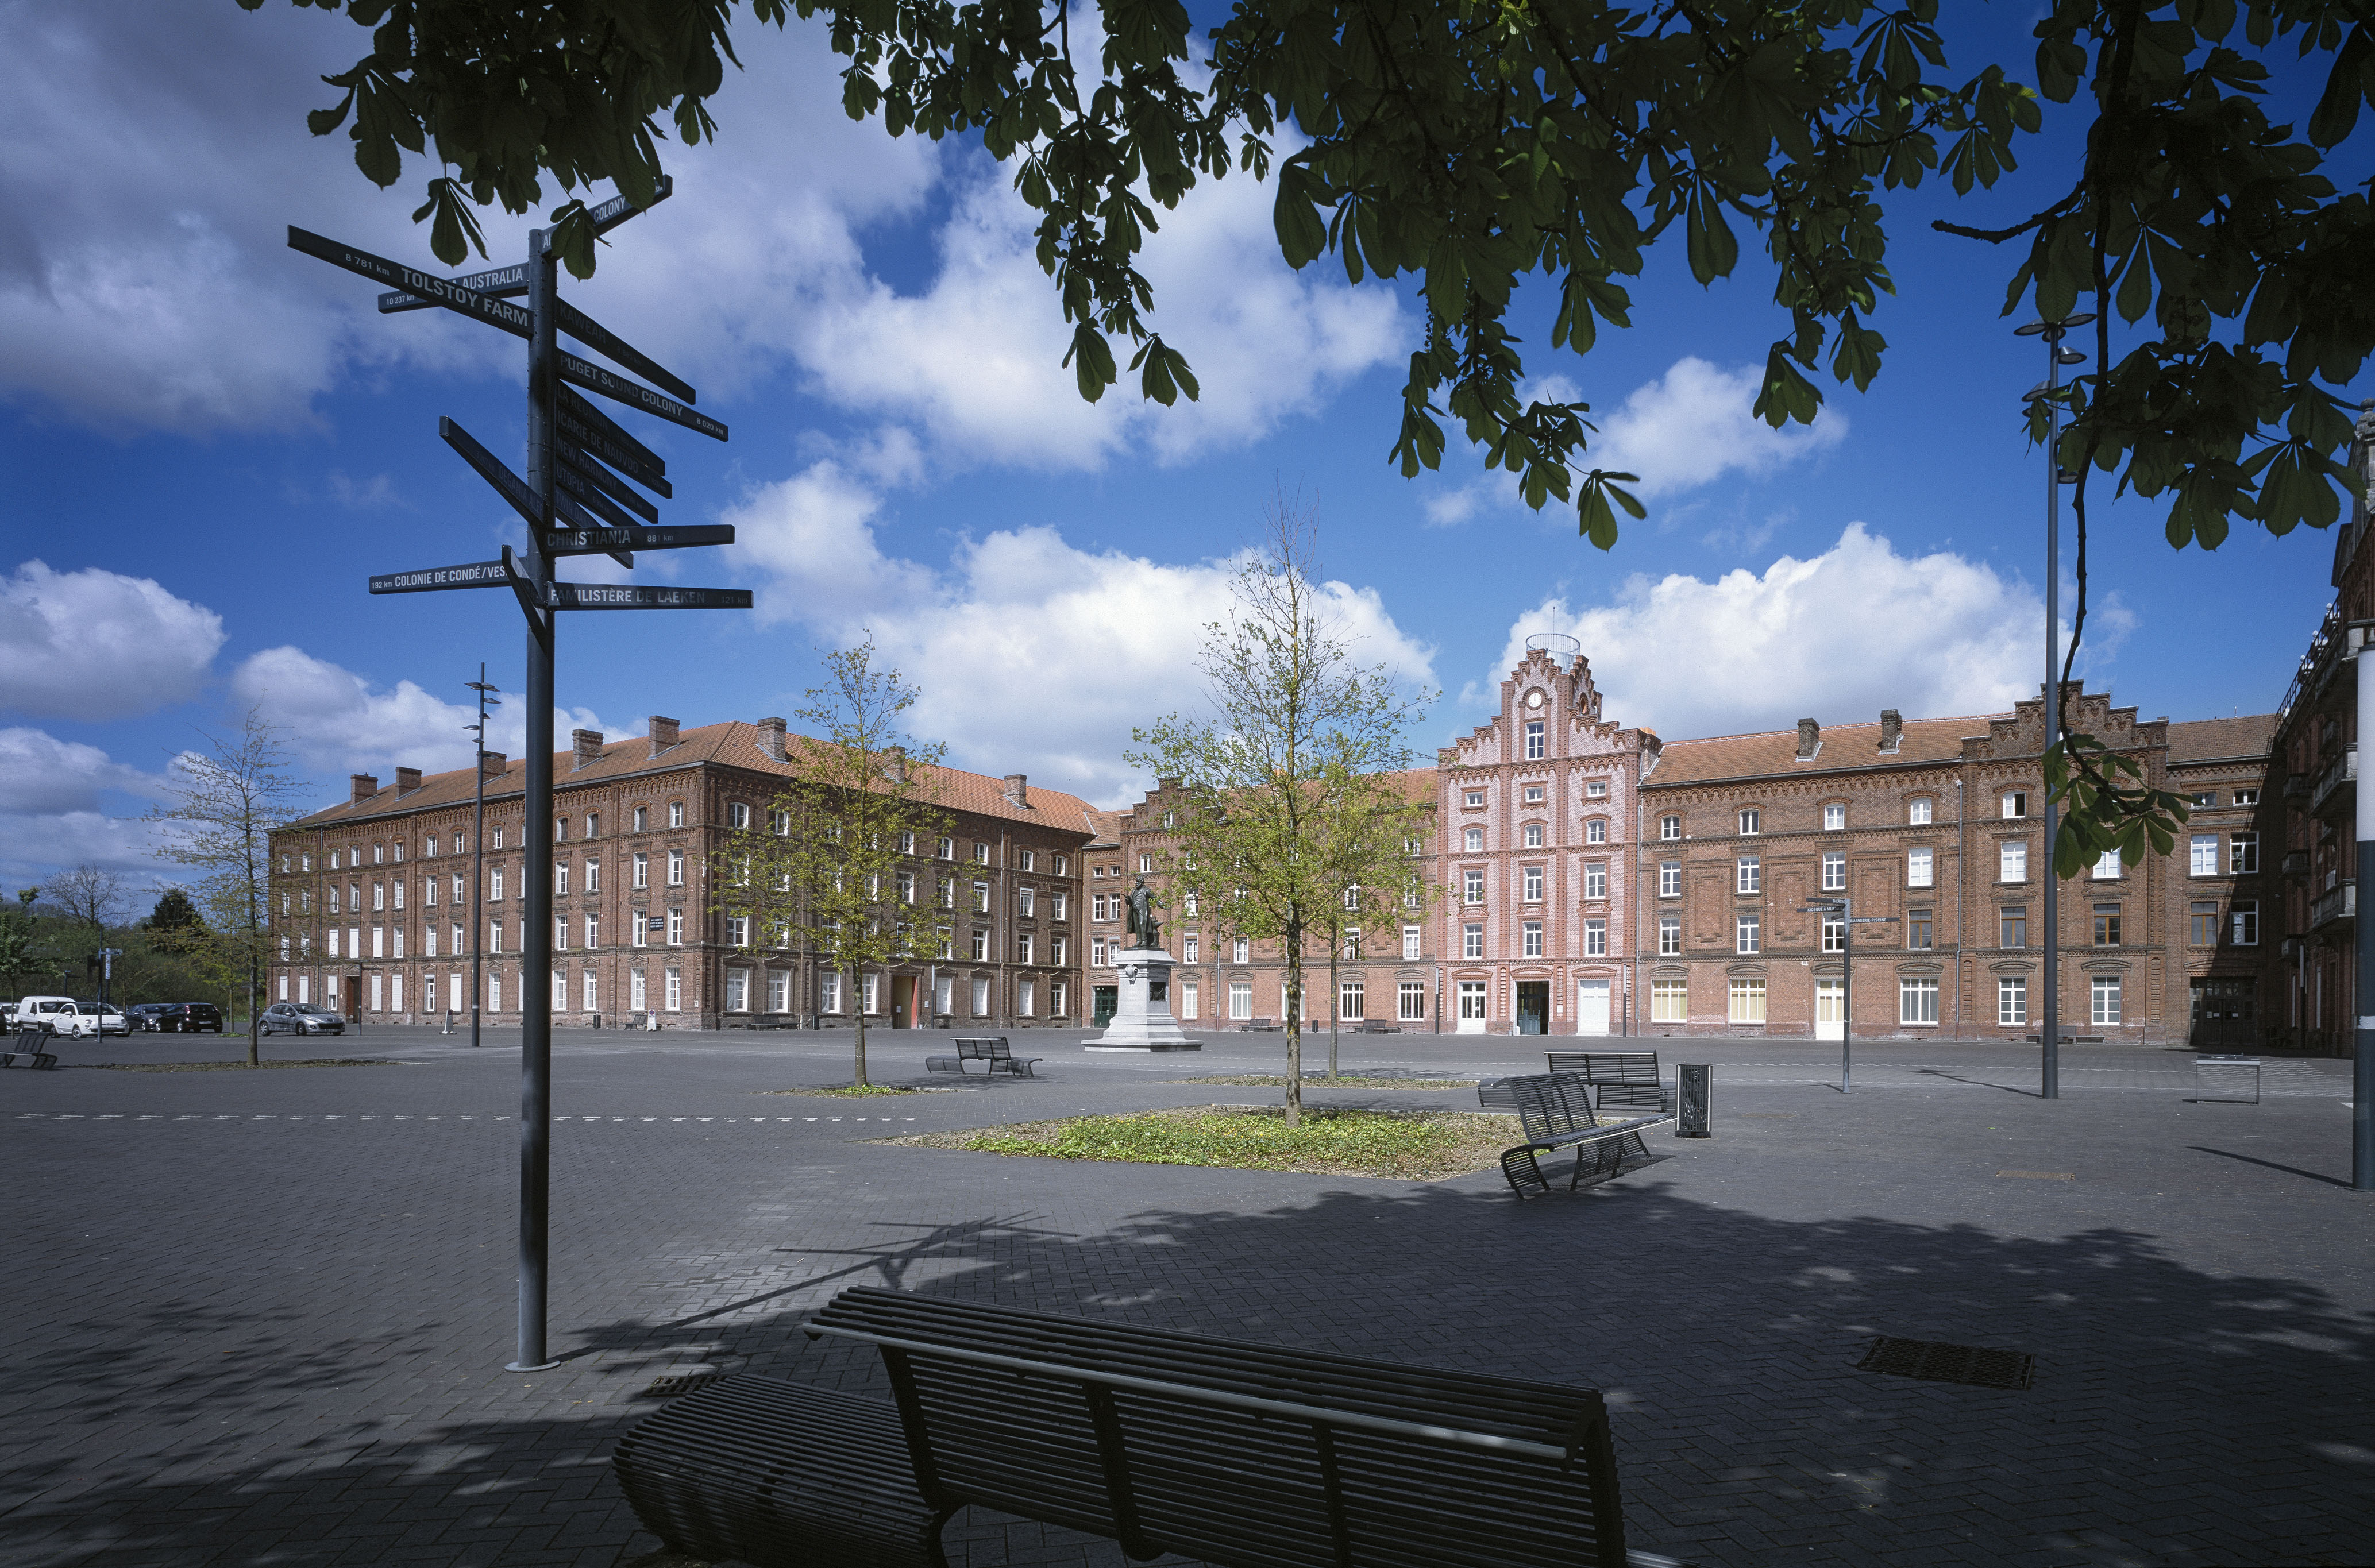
1678;1063;1712;1138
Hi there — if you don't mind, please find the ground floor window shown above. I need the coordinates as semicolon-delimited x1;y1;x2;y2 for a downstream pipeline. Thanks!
768;970;790;1013
1728;978;1765;1024
369;974;383;1013
1398;980;1427;1021
1179;980;1198;1019
1231;981;1253;1019
487;974;500;1014
1339;978;1366;1019
552;969;567;1010
820;972;842;1013
863;972;880;1015
1458;981;1487;1021
971;976;991;1017
1051;980;1067;1016
279;974;290;1001
1652;979;1688;1022
449;973;462;1012
1998;977;2027;1026
2091;975;2122;1025
726;968;749;1012
664;967;683;1013
1018;979;1036;1017
1900;976;1940;1025
631;970;648;1011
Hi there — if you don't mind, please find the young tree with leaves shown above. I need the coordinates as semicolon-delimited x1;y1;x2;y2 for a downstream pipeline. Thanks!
713;641;950;1087
144;709;309;1067
1130;507;1433;1125
0;887;45;1002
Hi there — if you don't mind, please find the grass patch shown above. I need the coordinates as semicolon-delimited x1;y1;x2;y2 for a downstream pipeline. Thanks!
890;1104;1517;1180
1167;1073;1479;1090
760;1083;922;1097
90;1058;405;1072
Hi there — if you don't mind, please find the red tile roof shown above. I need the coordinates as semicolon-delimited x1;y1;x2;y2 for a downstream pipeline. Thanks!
2165;715;2276;763
1644;715;2002;787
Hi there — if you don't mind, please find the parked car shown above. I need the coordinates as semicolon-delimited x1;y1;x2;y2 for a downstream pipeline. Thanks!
14;996;98;1038
74;1001;131;1036
124;1003;172;1032
153;1002;226;1034
260;1002;344;1037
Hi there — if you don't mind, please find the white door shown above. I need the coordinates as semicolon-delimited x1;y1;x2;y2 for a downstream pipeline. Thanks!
1456;981;1488;1033
1576;980;1611;1036
1815;979;1845;1041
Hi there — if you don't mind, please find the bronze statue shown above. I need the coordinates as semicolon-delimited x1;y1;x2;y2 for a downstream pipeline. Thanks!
1125;875;1165;951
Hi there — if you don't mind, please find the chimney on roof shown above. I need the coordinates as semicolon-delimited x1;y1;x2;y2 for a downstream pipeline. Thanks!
757;716;786;763
648;716;678;758
1880;709;1903;752
883;744;907;785
350;773;379;803
395;766;422;794
1004;773;1028;807
572;728;604;770
480;751;507;780
1795;719;1819;759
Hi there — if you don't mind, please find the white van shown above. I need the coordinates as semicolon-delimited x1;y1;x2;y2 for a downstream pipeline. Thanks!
16;997;98;1038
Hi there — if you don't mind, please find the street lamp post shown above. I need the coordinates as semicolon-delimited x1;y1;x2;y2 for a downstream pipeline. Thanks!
1800;895;1899;1093
2018;312;2094;1100
468;666;497;1051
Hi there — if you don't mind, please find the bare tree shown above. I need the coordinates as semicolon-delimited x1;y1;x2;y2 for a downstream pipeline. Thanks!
41;865;130;994
715;641;951;1087
144;709;309;1066
1129;503;1433;1124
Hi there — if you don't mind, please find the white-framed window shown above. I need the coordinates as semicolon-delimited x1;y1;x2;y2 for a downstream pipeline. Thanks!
1459;982;1488;1022
2091;974;2122;1025
971;929;990;962
1583;918;1606;957
725;915;748;948
1401;926;1421;960
1728;978;1765;1024
668;801;685;828
975;843;990;864
1522;921;1543;957
666;908;684;945
554;916;569;951
632;806;648;833
1018;932;1035;964
1900;976;1940;1025
938;928;955;961
1178;980;1197;1019
2000;841;2028;882
2233;787;2260;806
1017;979;1035;1018
1183;934;1200;964
973;882;990;913
1230;981;1254;1020
1523;785;1545;804
1909;798;1933;825
2231;899;2260;945
2230;832;2259;874
488;869;503;902
1585;818;1608;844
1464;870;1485;903
1233;937;1250;964
1659;860;1682;897
1398;981;1427;1022
1523;866;1544;901
2190;833;2218;876
1737;856;1760;894
1736;912;1760;954
1998;977;2027;1025
768;970;790;1013
1524;719;1546;759
1464;827;1485;852
970;977;990;1016
1907;847;1934;888
2002;791;2027;819
1738;809;1760;835
1653;979;1688;1022
2092;849;2122;880
1823;803;1846;831
664;967;683;1012
1463;922;1485;959
726;969;749;1012
728;802;750;830
1660;815;1681;840
1658;914;1681;955
633;852;649;889
1338;978;1366;1019
629;970;647;1011
1821;851;1846;891
863;972;880;1015
1585;778;1608;798
1052;891;1069;920
1139;853;1154;873
631;912;647;948
1464;790;1486;808
1341;928;1361;960
1584;863;1607;899
1523;822;1544;848
936;835;953;858
667;849;684;886
1821;913;1845;953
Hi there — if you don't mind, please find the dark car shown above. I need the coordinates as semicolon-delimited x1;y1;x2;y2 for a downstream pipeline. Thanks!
153;1002;226;1034
260;1002;343;1037
124;1003;171;1032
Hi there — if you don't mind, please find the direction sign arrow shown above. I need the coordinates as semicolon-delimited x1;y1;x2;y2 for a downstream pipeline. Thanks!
558;351;727;441
588;176;673;236
439;417;542;531
378;262;529;314
556;455;646;532
557;387;667;489
557;445;659;522
369;560;512;594
290;227;531;342
556;298;695;404
543;582;752;610
546;525;735;555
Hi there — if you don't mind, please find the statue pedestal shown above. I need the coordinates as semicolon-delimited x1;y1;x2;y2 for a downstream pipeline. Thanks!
1085;948;1201;1052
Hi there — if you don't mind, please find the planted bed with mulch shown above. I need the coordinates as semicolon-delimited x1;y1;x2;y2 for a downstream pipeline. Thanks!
886;1104;1518;1180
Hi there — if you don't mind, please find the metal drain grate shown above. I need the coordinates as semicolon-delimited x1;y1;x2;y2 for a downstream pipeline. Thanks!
1857;1337;2034;1390
641;1372;727;1400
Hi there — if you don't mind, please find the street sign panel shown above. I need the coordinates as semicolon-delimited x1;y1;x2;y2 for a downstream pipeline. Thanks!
557;298;696;404
557;386;668;486
557;445;660;522
369;560;511;594
289;227;531;341
378;262;529;314
439;417;543;531
546;524;735;555
543;582;753;610
589;176;673;236
555;459;643;532
558;350;727;441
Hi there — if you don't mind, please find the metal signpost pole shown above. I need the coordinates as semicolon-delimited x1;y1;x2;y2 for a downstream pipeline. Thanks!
2359;634;2375;1190
469;667;495;1050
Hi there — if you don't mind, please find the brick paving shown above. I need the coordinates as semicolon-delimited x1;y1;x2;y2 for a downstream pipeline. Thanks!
1;1027;2366;1567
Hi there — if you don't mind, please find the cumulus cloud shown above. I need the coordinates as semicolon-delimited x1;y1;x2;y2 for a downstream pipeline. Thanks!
723;470;1436;804
1420;358;1848;526
0;560;227;719
0;728;175;886
1483;523;2120;740
230;646;627;777
0;727;162;817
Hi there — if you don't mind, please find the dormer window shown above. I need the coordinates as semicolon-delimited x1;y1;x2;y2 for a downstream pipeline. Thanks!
1738;809;1761;836
1659;816;1681;840
2003;791;2028;820
1909;798;1934;825
1823;804;1845;831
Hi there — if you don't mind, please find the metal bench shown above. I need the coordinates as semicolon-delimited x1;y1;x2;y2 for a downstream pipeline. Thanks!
1545;1051;1674;1114
923;1036;1042;1077
2;1025;57;1070
613;1285;1690;1568
1239;1014;1278;1032
1497;1072;1675;1199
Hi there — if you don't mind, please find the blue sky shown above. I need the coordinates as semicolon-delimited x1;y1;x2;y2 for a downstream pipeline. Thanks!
1;1;2358;891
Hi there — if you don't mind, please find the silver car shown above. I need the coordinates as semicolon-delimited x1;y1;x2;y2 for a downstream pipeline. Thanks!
260;1002;346;1036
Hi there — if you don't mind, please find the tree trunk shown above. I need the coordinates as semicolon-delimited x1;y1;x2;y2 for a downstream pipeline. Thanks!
851;963;869;1086
1327;943;1339;1079
247;949;260;1068
1283;922;1302;1126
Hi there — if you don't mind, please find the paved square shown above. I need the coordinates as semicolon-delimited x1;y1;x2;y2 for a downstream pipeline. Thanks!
2;1026;2366;1567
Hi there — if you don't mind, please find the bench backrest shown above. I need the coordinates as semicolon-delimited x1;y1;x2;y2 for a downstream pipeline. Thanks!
1544;1052;1660;1085
955;1037;1012;1059
1507;1073;1599;1143
808;1287;1630;1568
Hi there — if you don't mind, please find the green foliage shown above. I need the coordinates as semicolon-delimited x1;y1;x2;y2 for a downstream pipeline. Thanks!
954;1105;1503;1179
0;890;47;999
146;887;205;934
2042;732;2192;879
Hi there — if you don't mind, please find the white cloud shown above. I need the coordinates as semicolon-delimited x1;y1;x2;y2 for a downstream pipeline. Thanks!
724;469;1436;804
0;810;169;890
1419;357;1848;526
229;646;627;777
1484;523;2099;739
0;728;174;886
0;727;161;817
0;560;227;719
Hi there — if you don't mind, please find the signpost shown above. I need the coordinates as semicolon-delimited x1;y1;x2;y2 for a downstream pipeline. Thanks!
1798;897;1898;1094
292;180;744;1373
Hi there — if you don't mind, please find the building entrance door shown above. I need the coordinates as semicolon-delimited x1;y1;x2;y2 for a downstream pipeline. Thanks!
1093;986;1119;1026
2189;978;2256;1049
1815;979;1845;1041
1457;980;1488;1033
891;974;916;1028
1515;982;1549;1034
1576;979;1611;1036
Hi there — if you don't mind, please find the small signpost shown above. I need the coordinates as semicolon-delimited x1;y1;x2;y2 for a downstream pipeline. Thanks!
291;175;747;1373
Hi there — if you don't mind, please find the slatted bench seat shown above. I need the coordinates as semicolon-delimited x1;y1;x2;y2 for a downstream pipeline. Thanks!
1498;1072;1675;1199
1239;1015;1277;1032
2;1025;58;1069
612;1285;1690;1568
1544;1051;1671;1114
923;1036;1042;1076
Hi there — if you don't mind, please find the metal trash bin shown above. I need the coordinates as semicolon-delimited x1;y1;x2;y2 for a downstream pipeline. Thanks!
1678;1063;1713;1137
2196;1055;2261;1104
